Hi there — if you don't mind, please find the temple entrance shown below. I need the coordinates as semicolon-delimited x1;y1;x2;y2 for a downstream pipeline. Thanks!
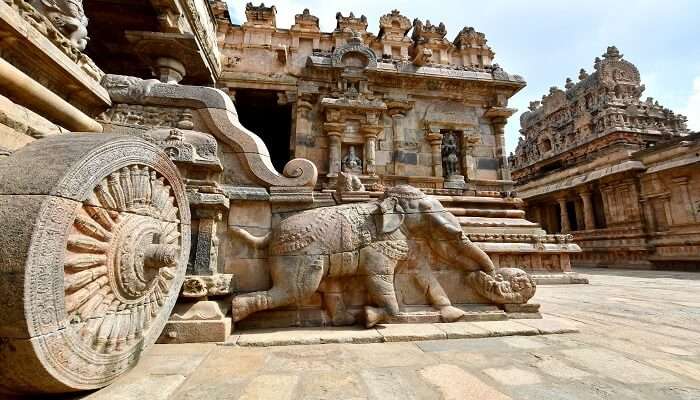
234;89;293;172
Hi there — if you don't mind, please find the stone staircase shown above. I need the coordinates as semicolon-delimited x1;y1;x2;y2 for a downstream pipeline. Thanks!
434;194;587;284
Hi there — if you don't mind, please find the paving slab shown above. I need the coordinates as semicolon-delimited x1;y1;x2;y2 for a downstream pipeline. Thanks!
74;268;700;400
236;326;383;347
433;321;492;339
361;368;437;400
527;354;591;380
516;315;580;334
233;317;570;347
472;320;540;337
561;348;680;384
420;364;512;400
375;323;447;342
83;375;187;400
483;366;543;386
238;375;299;400
500;336;547;349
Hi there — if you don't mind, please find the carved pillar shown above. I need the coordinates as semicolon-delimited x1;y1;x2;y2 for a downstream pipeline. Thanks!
491;118;511;181
327;131;342;178
361;127;380;176
601;186;615;224
640;198;656;233
390;111;405;175
531;206;542;224
191;210;223;276
557;196;570;233
461;129;480;180
613;185;628;222
293;98;313;159
426;130;443;178
672;176;695;222
661;193;674;227
579;190;595;230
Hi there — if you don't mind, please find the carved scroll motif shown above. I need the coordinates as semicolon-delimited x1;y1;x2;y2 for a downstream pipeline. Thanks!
101;74;318;188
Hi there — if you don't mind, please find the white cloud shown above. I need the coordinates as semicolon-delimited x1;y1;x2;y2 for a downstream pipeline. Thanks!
680;77;700;132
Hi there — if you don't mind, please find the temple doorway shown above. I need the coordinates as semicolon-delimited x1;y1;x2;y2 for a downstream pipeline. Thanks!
234;89;293;172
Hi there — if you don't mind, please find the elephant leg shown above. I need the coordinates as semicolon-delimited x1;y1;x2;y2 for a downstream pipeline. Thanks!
360;247;400;328
413;263;465;322
320;278;355;326
231;255;325;322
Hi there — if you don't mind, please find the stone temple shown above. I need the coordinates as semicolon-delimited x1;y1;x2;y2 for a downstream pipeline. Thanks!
511;46;699;270
1;0;692;396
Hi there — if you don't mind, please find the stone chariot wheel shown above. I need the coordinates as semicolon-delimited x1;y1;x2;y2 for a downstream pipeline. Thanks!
0;135;190;394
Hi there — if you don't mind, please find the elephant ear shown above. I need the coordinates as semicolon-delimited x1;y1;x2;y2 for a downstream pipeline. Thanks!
378;197;405;234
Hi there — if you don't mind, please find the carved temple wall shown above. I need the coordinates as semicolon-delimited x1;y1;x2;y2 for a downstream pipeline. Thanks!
215;4;522;192
512;47;699;269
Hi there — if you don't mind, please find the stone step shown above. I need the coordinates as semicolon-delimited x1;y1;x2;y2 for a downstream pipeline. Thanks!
433;195;524;207
458;216;540;228
446;207;526;218
227;315;579;347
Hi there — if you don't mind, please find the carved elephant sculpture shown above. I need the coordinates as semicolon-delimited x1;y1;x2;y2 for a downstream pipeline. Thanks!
231;185;535;327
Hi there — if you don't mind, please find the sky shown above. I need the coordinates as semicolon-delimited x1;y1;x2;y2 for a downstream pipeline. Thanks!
226;0;700;153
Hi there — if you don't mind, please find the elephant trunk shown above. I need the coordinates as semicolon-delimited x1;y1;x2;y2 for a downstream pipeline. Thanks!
457;233;495;274
426;211;495;274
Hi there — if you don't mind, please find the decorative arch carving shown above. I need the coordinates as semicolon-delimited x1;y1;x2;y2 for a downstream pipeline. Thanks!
331;39;377;70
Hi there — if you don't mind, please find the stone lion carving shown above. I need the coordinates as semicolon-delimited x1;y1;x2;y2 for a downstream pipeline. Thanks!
31;0;89;50
337;171;365;193
231;185;535;327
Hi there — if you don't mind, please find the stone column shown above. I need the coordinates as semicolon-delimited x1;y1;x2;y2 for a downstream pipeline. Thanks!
293;98;313;159
491;118;511;181
579;190;595;230
640;198;656;233
557;196;570;233
461;129;480;180
362;126;381;176
672;176;695;222
602;186;616;224
531;206;542;224
390;112;405;175
661;193;674;227
426;130;443;178
191;209;223;276
327;131;342;177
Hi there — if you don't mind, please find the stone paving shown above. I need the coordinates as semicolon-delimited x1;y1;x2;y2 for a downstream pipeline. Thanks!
80;269;700;400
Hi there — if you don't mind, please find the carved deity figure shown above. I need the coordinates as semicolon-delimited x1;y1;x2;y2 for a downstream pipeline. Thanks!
342;145;363;174
441;133;459;177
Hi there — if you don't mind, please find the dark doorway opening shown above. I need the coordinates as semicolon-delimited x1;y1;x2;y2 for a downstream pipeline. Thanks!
234;89;293;172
